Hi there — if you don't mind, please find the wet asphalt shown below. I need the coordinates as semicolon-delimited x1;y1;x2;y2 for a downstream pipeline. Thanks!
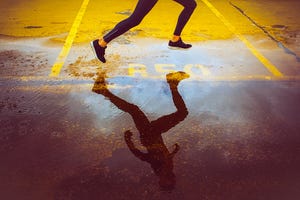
1;0;300;200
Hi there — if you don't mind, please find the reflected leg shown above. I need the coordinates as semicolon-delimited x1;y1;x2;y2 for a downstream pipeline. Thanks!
150;77;189;134
92;75;150;132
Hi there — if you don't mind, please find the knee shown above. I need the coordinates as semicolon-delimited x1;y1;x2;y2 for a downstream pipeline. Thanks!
183;109;189;118
127;16;143;27
187;0;197;10
176;108;189;119
129;19;142;27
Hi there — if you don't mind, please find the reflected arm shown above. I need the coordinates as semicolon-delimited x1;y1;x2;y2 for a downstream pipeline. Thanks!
124;130;149;161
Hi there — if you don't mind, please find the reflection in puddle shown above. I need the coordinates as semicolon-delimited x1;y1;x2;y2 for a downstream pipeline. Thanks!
92;71;190;191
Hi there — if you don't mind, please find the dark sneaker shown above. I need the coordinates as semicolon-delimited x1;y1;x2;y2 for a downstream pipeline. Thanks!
90;39;106;63
168;38;192;49
166;71;190;86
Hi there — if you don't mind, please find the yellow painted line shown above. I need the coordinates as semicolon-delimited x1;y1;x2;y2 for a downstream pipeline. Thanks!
200;0;283;77
49;0;90;77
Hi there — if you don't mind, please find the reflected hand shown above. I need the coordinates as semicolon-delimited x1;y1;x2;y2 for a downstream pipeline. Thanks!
170;143;180;157
173;143;180;151
124;130;133;141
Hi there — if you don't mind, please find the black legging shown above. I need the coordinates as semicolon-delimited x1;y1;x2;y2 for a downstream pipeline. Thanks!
103;0;197;43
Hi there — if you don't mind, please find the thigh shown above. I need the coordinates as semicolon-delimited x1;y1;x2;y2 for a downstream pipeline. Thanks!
131;0;158;19
150;111;186;134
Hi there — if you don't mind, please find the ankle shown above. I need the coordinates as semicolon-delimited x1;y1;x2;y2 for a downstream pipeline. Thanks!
98;39;107;47
171;35;180;42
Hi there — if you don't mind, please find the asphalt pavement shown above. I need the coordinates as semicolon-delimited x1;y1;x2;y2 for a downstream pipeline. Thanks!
0;0;300;199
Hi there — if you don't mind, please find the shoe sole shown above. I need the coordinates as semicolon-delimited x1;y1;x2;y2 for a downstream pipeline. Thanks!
168;46;191;51
90;41;98;60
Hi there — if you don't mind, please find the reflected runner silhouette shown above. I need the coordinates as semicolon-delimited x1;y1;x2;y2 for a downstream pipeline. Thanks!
92;71;189;191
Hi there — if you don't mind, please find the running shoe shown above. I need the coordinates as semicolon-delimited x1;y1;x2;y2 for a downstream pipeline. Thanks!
90;39;106;63
168;38;192;49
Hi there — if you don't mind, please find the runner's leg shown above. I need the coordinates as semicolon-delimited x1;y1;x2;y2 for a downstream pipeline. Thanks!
103;0;158;43
173;0;197;36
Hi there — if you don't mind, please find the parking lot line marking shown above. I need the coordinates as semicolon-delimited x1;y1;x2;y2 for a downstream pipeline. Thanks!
200;0;283;77
49;0;90;77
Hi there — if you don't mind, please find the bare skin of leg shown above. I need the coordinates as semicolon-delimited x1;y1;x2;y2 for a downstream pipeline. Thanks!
99;35;180;47
99;35;180;46
98;38;107;47
171;35;181;42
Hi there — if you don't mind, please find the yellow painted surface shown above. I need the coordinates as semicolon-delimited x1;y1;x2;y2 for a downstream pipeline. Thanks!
0;0;82;38
0;0;298;44
200;0;283;76
0;0;262;43
76;0;260;42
